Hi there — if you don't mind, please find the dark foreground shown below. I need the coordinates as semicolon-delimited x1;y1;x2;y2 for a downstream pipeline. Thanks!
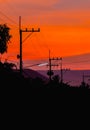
0;66;90;109
1;72;90;100
1;84;90;102
1;74;90;126
0;64;90;129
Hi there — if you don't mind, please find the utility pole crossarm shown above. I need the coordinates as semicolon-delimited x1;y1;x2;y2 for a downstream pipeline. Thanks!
84;75;90;78
21;28;40;32
51;57;62;60
47;64;58;66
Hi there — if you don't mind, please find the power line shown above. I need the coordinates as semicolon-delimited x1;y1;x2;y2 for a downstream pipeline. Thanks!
36;31;50;51
0;11;18;25
32;33;48;59
22;32;33;43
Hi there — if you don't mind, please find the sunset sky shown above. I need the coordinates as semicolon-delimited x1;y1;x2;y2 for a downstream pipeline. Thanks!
0;0;90;70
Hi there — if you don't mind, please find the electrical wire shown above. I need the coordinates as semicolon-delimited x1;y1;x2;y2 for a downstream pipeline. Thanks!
0;11;18;25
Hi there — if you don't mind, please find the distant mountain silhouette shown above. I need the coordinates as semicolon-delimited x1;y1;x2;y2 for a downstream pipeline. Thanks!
22;68;48;81
38;70;90;87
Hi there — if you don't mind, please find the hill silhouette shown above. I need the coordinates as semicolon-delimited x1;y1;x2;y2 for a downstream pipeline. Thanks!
22;68;48;82
0;61;90;100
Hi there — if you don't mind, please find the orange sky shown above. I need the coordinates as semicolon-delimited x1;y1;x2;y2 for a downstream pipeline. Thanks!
0;0;90;69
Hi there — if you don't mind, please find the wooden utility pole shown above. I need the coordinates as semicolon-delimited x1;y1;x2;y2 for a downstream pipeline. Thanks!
19;16;40;75
49;50;52;82
60;58;63;84
47;50;62;82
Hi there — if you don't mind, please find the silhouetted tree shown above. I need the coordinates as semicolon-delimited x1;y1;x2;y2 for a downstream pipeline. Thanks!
52;75;60;84
0;24;12;54
3;62;17;71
